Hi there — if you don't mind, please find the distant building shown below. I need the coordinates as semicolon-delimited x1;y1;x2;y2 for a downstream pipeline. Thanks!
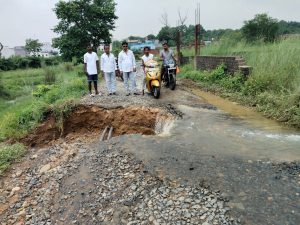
127;40;140;44
14;46;27;57
1;46;27;58
38;42;58;58
129;40;157;51
98;43;112;52
2;46;15;58
29;42;58;58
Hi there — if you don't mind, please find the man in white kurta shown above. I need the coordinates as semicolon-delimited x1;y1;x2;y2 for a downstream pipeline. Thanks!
101;44;118;95
118;41;139;96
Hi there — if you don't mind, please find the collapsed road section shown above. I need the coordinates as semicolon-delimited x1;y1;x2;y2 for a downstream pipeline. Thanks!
21;105;173;147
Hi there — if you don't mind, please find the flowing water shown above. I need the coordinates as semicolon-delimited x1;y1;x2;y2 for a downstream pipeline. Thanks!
155;87;300;162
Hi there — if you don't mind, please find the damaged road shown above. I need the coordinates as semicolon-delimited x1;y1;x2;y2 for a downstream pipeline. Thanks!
0;71;300;225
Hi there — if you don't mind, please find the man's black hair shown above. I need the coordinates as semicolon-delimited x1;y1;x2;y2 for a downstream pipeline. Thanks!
144;46;150;51
122;41;128;46
104;44;110;48
162;41;168;46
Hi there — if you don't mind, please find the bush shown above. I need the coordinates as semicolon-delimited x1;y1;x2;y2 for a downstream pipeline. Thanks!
32;85;53;97
219;74;245;92
63;62;74;72
44;68;56;84
207;64;227;82
0;56;62;71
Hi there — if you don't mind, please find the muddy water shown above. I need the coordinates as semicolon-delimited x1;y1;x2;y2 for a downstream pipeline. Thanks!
166;89;300;162
192;89;297;133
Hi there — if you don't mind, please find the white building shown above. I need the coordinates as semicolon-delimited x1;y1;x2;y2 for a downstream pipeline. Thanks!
37;42;58;58
98;43;112;52
1;46;15;58
1;42;59;58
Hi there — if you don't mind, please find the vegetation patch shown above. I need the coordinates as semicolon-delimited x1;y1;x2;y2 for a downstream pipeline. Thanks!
0;143;25;174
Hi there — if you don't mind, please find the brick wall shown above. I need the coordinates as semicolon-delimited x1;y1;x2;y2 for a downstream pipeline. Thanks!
181;56;251;76
196;56;241;74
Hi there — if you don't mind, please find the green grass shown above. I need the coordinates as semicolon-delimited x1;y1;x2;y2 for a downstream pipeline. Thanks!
0;63;87;173
0;143;25;174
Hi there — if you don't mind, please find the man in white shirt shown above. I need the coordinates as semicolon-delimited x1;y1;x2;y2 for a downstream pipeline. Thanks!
84;46;100;97
101;44;118;95
118;41;139;96
141;46;154;95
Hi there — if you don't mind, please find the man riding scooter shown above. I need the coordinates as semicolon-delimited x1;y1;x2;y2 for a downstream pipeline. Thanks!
141;46;154;95
160;42;177;89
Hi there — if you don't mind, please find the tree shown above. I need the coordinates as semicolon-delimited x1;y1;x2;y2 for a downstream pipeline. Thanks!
146;34;156;40
0;42;3;58
53;0;118;61
157;26;177;45
160;11;169;27
278;20;300;35
178;9;188;29
25;39;43;56
112;40;122;56
242;13;279;43
128;36;145;42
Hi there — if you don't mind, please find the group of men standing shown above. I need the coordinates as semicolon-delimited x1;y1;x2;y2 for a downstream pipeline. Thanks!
83;42;175;97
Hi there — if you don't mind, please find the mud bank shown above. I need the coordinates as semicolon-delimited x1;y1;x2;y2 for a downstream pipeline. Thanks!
22;105;171;147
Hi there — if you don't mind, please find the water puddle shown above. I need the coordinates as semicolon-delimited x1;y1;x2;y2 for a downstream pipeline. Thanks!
191;89;297;133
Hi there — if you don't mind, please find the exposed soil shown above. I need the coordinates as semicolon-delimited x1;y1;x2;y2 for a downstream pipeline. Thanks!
22;105;170;148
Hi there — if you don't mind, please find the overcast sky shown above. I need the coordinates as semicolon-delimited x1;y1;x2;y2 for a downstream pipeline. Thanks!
1;0;300;47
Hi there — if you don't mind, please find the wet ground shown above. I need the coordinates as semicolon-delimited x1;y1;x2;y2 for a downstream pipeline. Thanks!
0;66;300;224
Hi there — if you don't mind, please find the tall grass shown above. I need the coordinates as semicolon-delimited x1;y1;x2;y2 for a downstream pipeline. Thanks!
180;37;300;127
44;68;56;84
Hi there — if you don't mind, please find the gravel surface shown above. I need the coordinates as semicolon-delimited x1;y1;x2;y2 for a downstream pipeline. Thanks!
0;140;239;225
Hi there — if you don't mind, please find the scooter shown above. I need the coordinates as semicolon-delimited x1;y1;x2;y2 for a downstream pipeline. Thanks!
163;61;177;90
145;60;161;99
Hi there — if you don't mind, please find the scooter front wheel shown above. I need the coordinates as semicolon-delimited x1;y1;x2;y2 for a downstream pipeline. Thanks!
153;87;160;99
169;74;176;90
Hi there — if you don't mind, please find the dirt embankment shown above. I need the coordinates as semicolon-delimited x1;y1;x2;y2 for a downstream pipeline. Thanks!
22;105;168;147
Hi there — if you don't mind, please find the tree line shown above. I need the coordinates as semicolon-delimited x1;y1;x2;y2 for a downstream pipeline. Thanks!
153;14;300;46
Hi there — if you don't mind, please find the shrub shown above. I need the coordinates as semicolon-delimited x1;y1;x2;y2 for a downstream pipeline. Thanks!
219;74;245;92
0;143;25;174
207;64;227;82
32;85;53;97
44;68;56;84
0;56;62;71
63;62;74;72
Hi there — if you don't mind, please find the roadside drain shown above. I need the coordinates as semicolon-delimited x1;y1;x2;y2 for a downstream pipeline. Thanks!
22;105;173;147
